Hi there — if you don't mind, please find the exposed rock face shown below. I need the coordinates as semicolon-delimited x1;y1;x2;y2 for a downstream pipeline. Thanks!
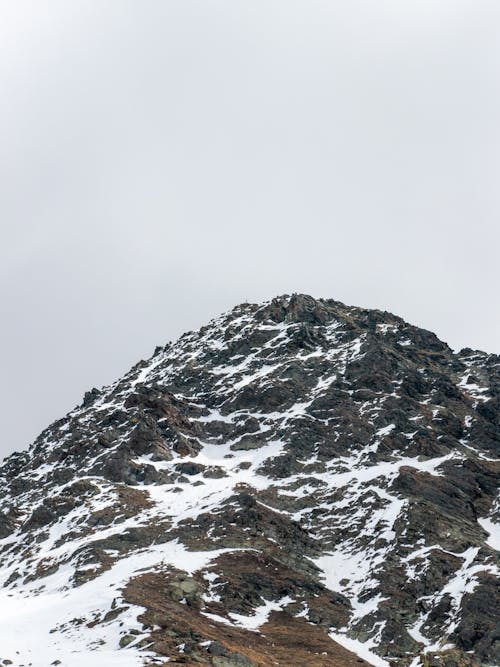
0;294;498;667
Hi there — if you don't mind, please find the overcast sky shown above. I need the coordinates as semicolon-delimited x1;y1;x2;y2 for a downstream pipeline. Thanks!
1;0;499;460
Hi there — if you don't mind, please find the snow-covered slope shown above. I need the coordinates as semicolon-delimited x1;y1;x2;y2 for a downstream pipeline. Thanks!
0;295;498;667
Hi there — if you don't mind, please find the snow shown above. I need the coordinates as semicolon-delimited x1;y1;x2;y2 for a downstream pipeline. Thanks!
143;437;286;529
201;610;234;627
1;300;497;667
196;408;235;424
407;616;429;645
458;371;490;405
201;596;295;632
314;549;387;621
376;323;398;335
376;424;396;437
478;516;500;551
0;541;236;666
329;632;391;667
282;452;458;502
228;596;294;631
404;544;500;647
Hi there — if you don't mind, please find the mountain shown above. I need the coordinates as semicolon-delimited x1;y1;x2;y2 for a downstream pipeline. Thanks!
0;294;498;667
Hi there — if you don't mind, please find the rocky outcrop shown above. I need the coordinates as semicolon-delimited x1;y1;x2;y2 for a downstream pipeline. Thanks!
0;294;498;667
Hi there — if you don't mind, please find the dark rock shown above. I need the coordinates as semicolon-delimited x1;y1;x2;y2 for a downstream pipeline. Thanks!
0;511;16;538
208;641;228;656
1;294;499;667
22;504;55;532
175;462;205;476
212;653;256;667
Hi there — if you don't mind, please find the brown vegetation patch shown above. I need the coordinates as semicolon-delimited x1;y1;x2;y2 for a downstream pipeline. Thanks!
123;563;370;667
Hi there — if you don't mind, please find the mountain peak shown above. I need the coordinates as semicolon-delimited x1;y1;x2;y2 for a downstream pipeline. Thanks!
0;296;498;667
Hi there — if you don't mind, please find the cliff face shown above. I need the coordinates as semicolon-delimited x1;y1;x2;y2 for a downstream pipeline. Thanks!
0;294;498;667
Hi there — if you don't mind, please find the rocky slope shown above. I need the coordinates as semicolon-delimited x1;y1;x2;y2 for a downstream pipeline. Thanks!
0;294;498;667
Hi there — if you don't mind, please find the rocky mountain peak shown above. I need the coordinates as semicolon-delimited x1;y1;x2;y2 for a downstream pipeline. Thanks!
0;296;498;667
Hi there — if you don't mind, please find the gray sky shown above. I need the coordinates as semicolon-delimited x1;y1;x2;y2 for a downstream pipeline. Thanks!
1;0;499;460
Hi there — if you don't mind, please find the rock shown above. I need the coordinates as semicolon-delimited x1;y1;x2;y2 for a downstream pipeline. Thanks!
212;653;256;667
169;576;203;604
82;387;101;407
119;634;136;648
425;648;480;667
231;434;266;451
1;294;499;667
0;511;16;538
175;462;205;476
208;641;228;656
21;504;55;532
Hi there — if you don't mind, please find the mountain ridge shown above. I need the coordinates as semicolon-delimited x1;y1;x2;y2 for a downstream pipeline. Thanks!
0;294;498;667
